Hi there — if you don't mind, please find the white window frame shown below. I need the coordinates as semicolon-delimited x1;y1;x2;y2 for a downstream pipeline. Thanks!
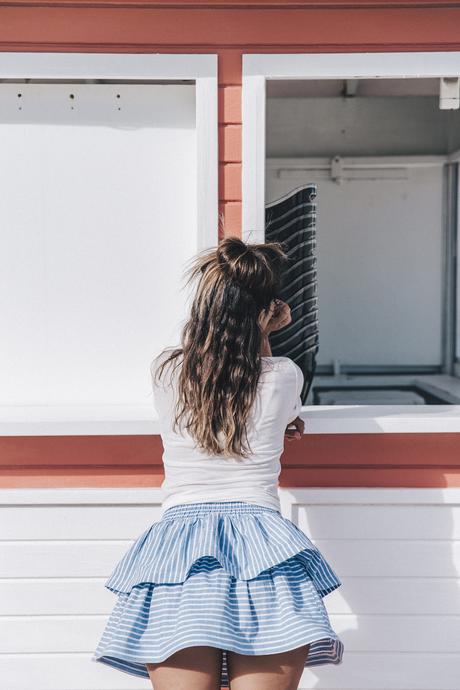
0;51;218;436
242;51;460;433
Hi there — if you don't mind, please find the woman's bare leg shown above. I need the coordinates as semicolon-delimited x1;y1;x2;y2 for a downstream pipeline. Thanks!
226;644;310;690
146;645;223;690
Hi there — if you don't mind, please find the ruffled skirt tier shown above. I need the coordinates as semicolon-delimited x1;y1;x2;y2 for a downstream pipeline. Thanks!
93;500;344;687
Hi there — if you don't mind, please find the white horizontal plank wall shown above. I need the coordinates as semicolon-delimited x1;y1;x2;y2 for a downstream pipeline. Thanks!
0;487;459;690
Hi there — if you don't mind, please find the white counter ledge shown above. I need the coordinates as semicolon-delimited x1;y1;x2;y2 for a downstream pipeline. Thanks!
0;403;460;435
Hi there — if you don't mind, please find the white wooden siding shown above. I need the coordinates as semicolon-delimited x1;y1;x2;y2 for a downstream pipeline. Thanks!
1;487;459;690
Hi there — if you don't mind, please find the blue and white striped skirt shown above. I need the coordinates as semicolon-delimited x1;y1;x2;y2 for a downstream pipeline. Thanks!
93;500;344;687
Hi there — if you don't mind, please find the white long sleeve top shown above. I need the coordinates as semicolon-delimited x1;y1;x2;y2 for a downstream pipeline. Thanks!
151;349;304;515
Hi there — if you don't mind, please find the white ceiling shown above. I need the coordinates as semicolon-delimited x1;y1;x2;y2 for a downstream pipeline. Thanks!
266;78;441;98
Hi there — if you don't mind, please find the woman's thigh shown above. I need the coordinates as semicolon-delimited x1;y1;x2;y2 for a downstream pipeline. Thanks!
146;645;223;690
226;644;310;690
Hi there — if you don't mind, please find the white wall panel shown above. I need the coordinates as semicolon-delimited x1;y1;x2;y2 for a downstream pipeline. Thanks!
266;161;444;368
0;83;197;410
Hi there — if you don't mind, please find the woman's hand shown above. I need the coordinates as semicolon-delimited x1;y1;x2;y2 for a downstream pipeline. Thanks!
285;416;305;441
259;299;292;335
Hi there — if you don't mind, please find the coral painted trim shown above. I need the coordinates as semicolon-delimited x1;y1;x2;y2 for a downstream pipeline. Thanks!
0;434;459;488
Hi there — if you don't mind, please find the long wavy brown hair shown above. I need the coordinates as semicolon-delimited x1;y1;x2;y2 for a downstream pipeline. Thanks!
152;236;290;459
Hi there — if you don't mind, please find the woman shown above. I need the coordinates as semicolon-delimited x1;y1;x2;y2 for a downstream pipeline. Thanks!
93;236;344;689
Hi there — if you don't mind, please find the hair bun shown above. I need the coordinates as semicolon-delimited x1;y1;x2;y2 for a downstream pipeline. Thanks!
216;237;254;285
